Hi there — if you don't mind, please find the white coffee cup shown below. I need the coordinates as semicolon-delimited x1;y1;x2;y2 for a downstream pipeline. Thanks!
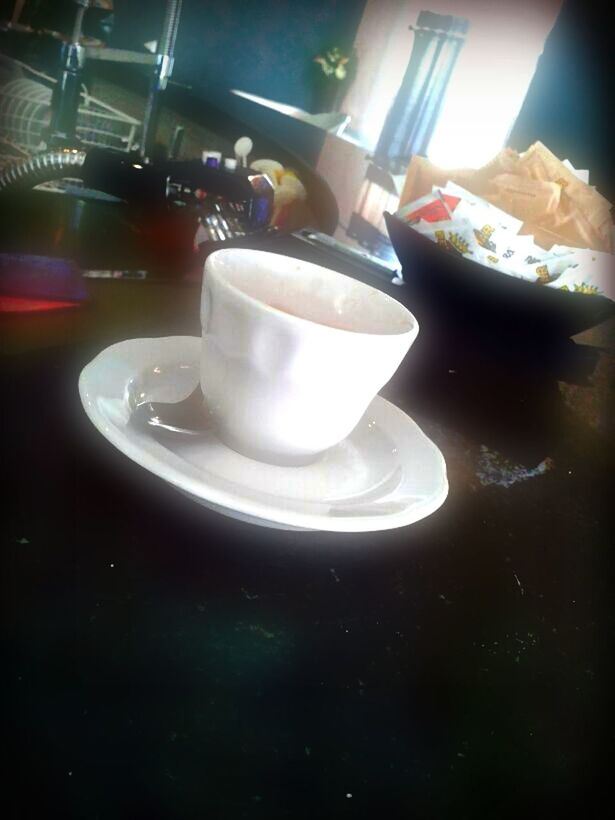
201;248;418;465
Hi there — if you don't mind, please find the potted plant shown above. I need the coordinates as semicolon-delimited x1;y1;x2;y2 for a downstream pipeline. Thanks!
311;46;356;114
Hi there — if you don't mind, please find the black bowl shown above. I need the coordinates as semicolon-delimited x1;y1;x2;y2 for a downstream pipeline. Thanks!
384;212;615;338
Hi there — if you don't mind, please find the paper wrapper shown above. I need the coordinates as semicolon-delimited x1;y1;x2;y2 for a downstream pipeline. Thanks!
486;174;562;223
399;156;480;206
398;142;613;254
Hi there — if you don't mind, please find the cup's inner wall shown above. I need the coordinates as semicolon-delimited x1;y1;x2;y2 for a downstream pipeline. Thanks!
208;250;414;336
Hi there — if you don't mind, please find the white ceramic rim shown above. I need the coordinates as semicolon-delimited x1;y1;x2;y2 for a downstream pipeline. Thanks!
78;336;448;532
205;248;419;341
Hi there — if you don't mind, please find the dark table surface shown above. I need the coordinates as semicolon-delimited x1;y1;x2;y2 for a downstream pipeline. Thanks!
1;232;613;819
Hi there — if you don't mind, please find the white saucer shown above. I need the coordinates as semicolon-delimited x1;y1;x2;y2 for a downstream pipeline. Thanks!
78;336;448;532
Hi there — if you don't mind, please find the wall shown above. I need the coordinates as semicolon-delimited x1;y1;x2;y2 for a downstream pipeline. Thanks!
110;0;366;165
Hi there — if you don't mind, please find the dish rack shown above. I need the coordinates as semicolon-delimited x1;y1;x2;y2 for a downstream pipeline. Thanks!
0;56;141;173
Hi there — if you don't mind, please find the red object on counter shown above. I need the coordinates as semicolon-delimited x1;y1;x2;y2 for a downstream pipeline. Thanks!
0;295;83;313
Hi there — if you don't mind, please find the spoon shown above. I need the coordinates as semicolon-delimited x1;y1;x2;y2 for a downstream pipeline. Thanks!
131;388;207;435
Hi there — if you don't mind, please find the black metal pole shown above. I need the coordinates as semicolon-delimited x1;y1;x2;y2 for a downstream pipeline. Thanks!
46;0;90;148
140;0;183;160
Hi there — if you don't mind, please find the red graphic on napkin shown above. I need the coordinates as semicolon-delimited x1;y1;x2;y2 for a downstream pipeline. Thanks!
403;194;460;223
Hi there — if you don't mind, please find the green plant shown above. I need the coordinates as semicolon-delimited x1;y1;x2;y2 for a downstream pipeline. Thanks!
314;46;352;80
